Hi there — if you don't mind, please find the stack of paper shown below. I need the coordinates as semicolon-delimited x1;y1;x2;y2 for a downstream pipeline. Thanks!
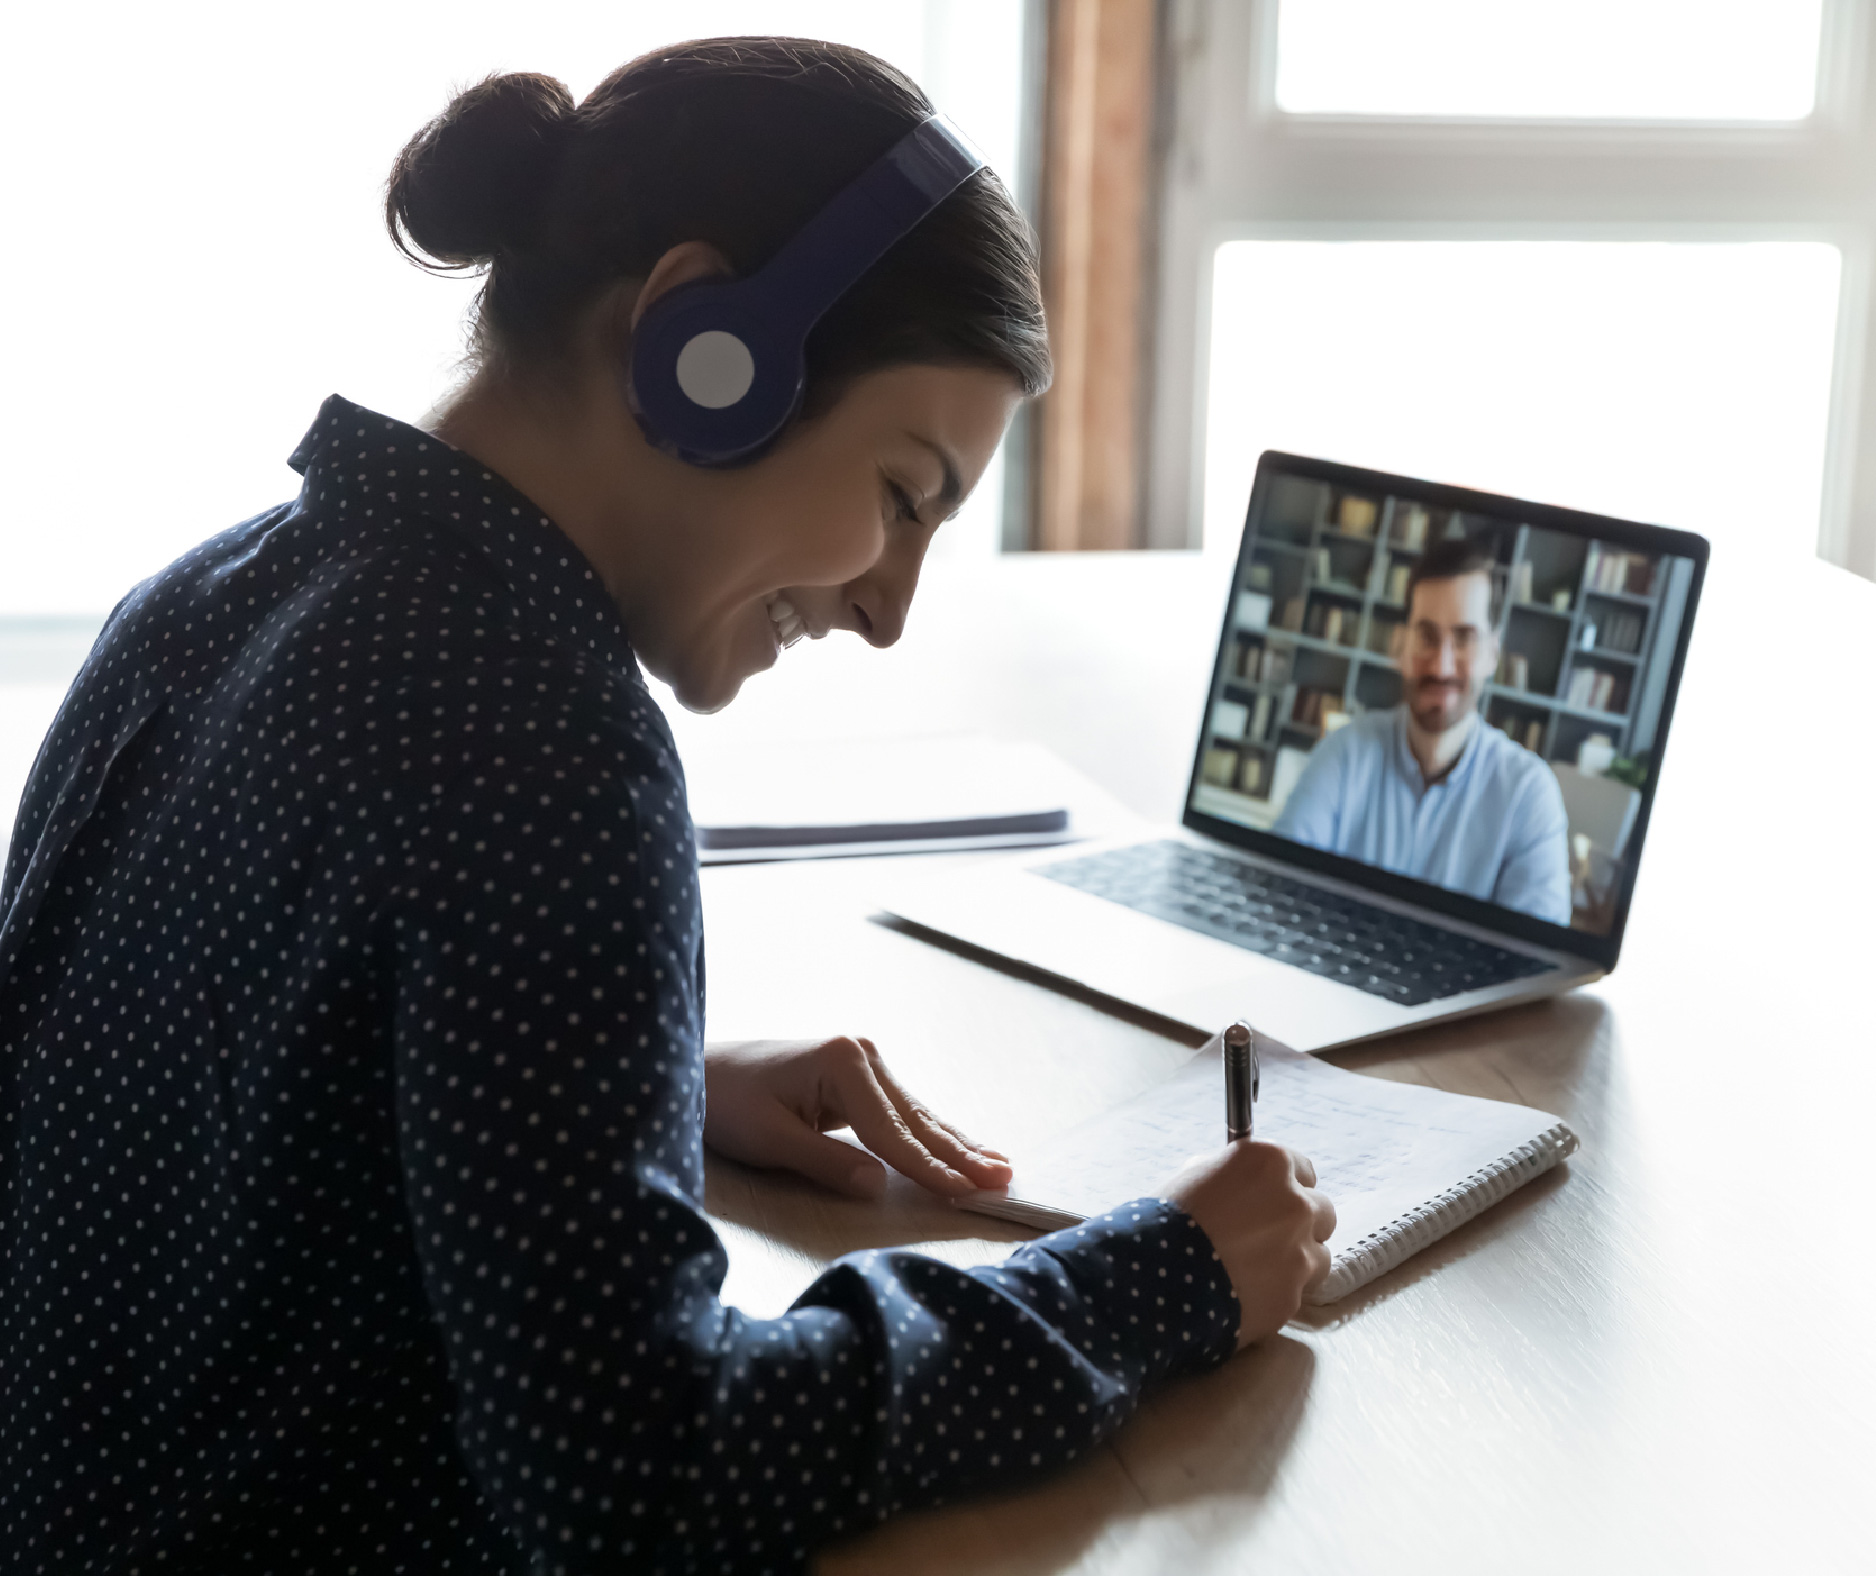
683;734;1112;863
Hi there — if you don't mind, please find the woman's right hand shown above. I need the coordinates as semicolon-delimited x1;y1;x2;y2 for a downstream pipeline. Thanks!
1163;1143;1337;1349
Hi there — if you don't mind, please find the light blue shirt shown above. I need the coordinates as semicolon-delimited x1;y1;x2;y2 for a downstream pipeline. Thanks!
1272;706;1572;924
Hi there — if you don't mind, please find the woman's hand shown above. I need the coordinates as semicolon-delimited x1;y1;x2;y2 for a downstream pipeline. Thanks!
703;1037;1014;1200
1163;1142;1337;1348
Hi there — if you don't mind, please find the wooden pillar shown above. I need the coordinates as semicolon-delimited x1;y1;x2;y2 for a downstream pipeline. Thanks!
1036;0;1157;551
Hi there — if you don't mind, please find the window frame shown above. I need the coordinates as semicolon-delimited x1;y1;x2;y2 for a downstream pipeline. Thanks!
1145;0;1876;578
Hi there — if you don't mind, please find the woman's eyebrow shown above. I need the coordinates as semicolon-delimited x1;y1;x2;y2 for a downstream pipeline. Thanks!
906;433;962;515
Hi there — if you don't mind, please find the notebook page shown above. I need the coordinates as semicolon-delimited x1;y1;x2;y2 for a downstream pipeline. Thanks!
979;1037;1566;1263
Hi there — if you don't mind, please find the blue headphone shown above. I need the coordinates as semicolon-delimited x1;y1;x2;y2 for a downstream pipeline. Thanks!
625;114;987;467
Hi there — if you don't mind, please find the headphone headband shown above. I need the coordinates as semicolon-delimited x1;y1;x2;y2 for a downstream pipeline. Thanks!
754;115;985;334
626;115;988;467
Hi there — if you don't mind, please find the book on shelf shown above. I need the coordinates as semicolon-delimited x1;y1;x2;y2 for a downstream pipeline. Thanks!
1237;753;1266;795
1499;652;1530;690
1509;561;1534;604
1588;608;1644;654
1394;502;1430;549
1583;543;1656;597
1566;669;1620;711
1263;645;1293;687
1245;561;1274;593
1239;642;1263;683
1278;597;1306;633
1338;495;1379;536
1313;547;1333;582
1306;603;1359;642
1201;746;1237;787
1523;718;1543;752
1292;686;1348;729
1387;563;1410;603
1250;692;1273;743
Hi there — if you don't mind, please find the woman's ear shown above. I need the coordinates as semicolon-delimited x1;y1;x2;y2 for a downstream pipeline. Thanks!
630;241;737;330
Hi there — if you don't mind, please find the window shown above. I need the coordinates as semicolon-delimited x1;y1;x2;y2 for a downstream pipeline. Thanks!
1273;0;1823;121
0;1;1034;620
1202;239;1842;559
1149;0;1876;580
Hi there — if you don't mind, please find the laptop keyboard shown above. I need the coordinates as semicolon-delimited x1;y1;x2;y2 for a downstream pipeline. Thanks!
1037;840;1556;1008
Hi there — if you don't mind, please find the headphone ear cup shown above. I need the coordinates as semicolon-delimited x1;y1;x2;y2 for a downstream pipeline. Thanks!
623;117;983;467
626;277;808;467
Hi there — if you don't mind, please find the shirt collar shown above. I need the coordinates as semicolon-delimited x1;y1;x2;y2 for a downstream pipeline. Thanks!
288;393;635;670
1392;703;1483;793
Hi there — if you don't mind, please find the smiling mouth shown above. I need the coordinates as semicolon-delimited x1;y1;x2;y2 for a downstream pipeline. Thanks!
765;594;807;648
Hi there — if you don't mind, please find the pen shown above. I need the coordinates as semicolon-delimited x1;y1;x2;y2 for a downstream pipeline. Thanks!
1224;1020;1258;1143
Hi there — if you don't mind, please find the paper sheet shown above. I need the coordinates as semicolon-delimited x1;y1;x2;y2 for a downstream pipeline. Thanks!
969;1035;1564;1259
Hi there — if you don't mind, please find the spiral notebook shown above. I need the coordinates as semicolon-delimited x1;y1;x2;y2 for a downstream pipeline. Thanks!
958;1031;1577;1304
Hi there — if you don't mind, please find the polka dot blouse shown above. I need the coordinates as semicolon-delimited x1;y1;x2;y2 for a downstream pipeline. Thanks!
0;396;1239;1574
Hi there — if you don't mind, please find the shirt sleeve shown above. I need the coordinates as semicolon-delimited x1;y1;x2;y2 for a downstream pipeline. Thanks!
1272;726;1348;849
382;713;1239;1575
1491;760;1573;924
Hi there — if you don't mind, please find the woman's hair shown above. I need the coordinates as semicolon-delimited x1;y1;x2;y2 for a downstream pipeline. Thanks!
385;37;1050;419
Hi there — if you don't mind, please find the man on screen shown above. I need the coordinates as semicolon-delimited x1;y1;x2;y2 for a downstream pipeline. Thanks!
1273;537;1572;924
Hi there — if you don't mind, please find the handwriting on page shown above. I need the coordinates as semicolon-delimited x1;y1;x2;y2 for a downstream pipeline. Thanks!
1006;1046;1557;1253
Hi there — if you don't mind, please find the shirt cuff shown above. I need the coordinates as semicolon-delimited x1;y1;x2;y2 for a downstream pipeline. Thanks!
1006;1196;1240;1389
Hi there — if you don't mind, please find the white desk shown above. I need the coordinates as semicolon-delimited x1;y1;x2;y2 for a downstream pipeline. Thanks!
686;547;1875;1575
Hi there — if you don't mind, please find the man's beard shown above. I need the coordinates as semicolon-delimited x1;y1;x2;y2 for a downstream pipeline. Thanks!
1410;678;1471;733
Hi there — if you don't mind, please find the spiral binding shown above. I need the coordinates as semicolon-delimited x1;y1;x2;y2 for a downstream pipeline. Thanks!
1310;1122;1580;1305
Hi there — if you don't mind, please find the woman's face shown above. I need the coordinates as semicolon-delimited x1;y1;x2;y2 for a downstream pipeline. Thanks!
645;361;1021;712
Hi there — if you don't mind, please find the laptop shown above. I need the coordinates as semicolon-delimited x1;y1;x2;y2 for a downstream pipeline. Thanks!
881;452;1708;1053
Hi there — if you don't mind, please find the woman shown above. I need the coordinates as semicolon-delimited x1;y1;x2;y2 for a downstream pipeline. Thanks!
0;38;1334;1575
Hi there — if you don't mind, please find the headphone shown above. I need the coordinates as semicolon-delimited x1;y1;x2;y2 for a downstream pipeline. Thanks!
625;114;987;467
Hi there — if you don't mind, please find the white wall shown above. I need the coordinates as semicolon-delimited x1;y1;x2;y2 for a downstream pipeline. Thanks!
0;1;1028;617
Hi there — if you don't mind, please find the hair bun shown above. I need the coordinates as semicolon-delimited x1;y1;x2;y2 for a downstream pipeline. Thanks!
387;72;576;269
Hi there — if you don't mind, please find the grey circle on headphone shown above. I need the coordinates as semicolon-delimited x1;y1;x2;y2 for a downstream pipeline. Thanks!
674;331;757;409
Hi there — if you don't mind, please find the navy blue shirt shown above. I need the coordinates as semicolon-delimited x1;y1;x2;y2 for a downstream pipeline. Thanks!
0;396;1238;1575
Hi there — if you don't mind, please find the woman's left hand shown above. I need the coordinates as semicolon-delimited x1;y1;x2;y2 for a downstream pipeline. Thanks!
702;1037;1014;1200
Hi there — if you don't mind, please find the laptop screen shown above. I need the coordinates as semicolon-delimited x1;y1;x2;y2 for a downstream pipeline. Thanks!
1188;454;1706;947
